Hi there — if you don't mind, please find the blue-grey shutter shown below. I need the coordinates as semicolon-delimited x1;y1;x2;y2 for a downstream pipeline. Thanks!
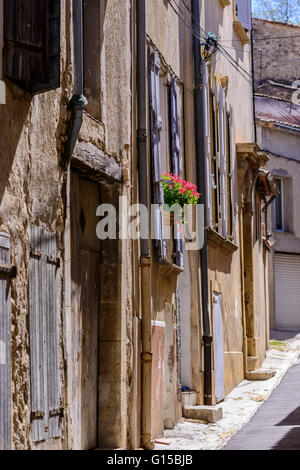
149;48;167;261
236;0;252;31
29;226;61;443
0;233;11;450
169;78;183;268
3;0;61;95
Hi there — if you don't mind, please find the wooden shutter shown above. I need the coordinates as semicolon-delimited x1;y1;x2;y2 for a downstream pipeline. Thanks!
210;91;218;228
226;113;233;237
236;0;252;31
3;0;61;95
169;78;183;268
29;225;61;443
0;233;11;450
149;48;167;261
219;86;227;237
204;67;213;227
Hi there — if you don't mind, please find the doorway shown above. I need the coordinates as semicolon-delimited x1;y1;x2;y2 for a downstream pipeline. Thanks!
213;292;225;403
70;171;101;450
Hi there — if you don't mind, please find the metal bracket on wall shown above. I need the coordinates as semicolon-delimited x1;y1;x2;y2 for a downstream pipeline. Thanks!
0;264;17;278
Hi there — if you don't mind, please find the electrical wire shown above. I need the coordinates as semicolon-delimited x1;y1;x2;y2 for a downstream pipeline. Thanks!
221;34;300;42
168;0;300;124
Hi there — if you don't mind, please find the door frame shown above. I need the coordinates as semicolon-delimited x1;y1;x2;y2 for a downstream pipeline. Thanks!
210;280;225;404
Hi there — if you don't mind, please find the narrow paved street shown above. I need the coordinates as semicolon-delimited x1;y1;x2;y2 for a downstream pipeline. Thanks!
224;353;300;450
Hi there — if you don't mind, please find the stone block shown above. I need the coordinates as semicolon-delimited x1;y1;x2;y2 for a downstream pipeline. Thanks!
245;369;276;381
183;405;223;423
181;391;197;408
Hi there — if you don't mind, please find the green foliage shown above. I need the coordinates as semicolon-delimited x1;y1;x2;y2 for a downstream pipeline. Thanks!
161;174;200;209
252;0;300;24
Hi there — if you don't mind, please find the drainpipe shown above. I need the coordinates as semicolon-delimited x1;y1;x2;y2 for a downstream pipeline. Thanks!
191;0;213;405
137;0;153;450
65;0;87;164
250;27;257;143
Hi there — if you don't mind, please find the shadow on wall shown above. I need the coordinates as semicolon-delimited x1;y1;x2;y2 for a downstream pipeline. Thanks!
0;83;31;208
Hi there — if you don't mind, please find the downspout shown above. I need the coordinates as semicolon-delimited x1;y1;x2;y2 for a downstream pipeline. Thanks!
191;0;213;405
63;0;86;449
65;0;87;164
137;0;153;450
251;28;257;143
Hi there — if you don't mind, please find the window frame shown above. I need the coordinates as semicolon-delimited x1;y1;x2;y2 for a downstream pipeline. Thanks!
274;177;285;233
207;78;233;241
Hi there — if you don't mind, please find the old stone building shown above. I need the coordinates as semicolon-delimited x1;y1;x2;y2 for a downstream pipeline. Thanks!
0;0;135;450
177;0;274;424
0;0;277;452
253;18;300;330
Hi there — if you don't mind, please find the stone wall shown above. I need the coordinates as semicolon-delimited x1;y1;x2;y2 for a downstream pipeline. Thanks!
253;18;300;86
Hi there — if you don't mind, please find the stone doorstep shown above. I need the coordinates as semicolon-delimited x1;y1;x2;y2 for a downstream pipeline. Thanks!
183;405;223;423
181;391;197;408
245;369;276;381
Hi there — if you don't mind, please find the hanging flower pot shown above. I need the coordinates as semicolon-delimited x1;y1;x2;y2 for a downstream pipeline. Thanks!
161;173;200;223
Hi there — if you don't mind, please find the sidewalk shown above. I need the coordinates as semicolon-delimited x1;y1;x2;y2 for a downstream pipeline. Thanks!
155;331;300;451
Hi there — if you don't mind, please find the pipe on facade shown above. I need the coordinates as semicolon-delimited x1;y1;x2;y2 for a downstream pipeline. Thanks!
65;0;87;164
191;0;213;405
251;28;257;143
137;0;153;450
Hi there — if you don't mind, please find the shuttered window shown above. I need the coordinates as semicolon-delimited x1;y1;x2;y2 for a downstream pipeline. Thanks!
169;78;183;267
226;113;233;237
210;91;219;229
219;86;227;237
0;233;11;450
236;0;252;31
148;48;167;261
207;82;233;240
3;0;60;95
29;226;61;443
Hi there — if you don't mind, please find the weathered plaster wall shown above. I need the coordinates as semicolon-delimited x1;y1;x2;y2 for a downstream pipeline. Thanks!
147;0;203;437
0;0;71;450
0;0;134;450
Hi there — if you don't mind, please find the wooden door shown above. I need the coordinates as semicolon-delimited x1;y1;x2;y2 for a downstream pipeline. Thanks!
71;172;101;450
213;292;225;403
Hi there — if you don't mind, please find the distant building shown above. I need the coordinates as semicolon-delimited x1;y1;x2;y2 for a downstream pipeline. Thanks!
253;18;300;330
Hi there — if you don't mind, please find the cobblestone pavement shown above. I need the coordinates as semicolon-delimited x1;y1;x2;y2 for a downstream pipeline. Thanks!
155;331;300;451
224;332;300;450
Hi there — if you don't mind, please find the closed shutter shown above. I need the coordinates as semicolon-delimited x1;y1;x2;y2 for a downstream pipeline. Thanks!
236;0;252;31
149;48;167;261
226;113;233;237
204;67;212;227
0;233;11;450
169;77;183;268
29;225;61;443
219;86;227;237
274;253;300;329
210;91;219;228
3;0;60;95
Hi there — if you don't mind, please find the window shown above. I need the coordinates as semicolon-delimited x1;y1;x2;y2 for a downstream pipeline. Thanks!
3;0;60;94
83;0;106;120
235;0;252;31
274;178;284;232
207;78;233;240
148;47;184;267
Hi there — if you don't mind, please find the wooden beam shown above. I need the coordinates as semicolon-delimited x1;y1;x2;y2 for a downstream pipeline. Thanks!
72;142;123;184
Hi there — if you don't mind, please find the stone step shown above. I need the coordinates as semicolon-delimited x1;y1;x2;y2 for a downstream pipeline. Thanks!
183;405;223;423
181;391;197;408
245;369;276;381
